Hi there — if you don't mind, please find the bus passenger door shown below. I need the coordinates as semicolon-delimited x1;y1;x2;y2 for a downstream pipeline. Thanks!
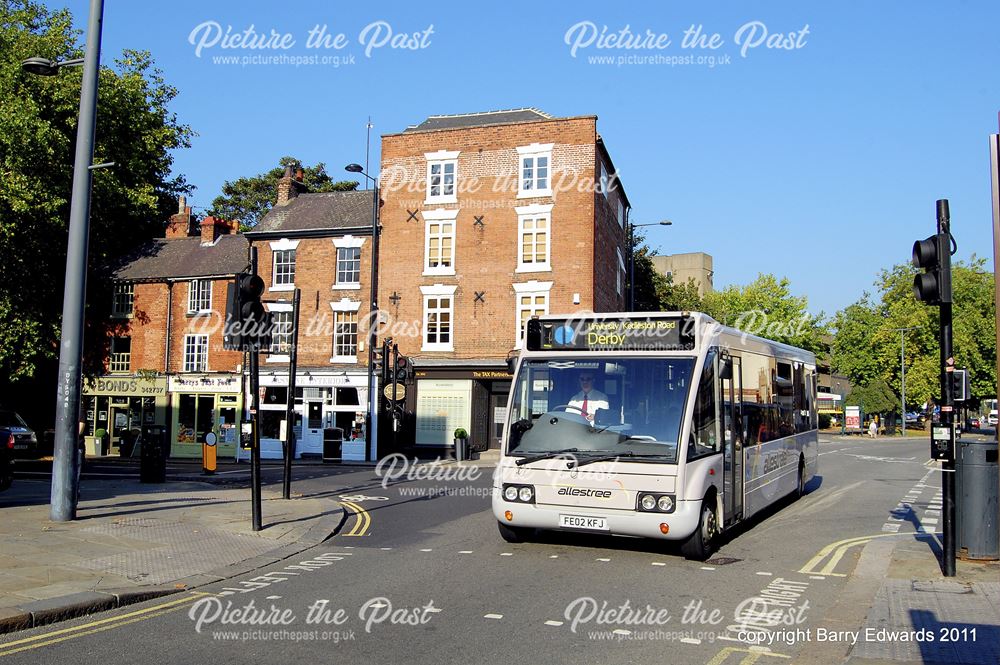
721;355;743;526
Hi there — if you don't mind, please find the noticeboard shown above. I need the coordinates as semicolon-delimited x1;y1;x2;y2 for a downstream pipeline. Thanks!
844;405;862;432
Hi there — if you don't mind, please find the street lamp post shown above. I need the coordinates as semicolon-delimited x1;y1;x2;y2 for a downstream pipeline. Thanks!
345;164;379;461
628;220;672;311
894;327;916;437
22;0;105;521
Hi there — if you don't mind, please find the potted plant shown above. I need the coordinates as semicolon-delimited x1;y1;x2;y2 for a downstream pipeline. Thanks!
453;427;469;461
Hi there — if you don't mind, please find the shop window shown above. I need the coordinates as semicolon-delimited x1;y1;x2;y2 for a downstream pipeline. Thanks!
177;393;216;444
336;387;360;407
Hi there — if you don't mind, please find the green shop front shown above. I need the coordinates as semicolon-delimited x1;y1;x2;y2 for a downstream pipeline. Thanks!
168;374;243;459
81;376;169;456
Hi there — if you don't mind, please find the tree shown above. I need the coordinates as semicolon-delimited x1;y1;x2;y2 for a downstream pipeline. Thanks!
0;2;193;424
846;377;898;420
701;274;827;352
832;257;996;409
209;156;358;229
628;232;670;312
659;273;703;312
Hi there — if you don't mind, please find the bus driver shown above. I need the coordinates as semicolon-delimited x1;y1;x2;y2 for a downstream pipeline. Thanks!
568;372;609;423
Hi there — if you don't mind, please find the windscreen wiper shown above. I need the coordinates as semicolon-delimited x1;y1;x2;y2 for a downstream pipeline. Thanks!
567;451;664;469
515;448;579;466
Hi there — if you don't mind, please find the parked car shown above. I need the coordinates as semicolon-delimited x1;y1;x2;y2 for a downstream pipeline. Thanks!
0;430;13;491
988;410;999;427
966;416;981;430
904;411;926;428
0;409;38;459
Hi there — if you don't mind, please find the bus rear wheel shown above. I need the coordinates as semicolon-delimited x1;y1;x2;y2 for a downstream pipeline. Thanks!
681;501;717;561
497;521;532;543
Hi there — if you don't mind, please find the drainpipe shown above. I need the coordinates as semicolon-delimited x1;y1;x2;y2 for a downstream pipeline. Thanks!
164;282;173;372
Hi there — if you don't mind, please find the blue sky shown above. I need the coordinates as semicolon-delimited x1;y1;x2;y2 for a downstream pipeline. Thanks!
56;0;1000;316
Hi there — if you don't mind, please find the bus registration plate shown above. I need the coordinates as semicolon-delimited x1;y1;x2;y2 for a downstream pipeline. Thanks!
559;514;608;531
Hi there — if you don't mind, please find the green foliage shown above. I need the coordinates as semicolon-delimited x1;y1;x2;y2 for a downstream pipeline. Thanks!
701;274;827;352
0;2;192;392
626;231;669;312
832;257;996;406
209;156;359;229
659;273;704;312
453;427;468;439
846;377;897;416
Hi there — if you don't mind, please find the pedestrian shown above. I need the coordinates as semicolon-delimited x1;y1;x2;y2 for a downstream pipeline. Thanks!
868;417;877;439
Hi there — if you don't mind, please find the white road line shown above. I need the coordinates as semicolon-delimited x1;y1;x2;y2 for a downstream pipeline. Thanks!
484;614;503;620
651;562;666;567
925;510;941;517
380;547;392;551
420;549;433;552
756;572;773;576
809;575;826;580
700;566;715;571
266;596;281;600
596;558;611;562
500;552;513;556
549;555;559;559
882;524;901;533
544;620;564;627
459;550;473;554
680;637;702;645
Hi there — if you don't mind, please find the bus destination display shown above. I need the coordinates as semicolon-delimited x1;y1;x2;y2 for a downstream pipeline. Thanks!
526;317;695;352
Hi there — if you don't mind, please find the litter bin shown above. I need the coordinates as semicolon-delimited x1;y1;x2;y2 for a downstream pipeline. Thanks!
323;427;343;463
957;439;999;560
139;425;167;483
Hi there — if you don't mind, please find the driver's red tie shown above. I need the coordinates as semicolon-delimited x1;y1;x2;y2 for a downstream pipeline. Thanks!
582;393;589;417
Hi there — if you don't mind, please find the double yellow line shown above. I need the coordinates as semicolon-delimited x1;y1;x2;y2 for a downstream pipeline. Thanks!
340;500;371;537
0;592;212;657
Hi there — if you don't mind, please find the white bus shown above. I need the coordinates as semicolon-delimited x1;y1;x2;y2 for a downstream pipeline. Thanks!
492;312;819;559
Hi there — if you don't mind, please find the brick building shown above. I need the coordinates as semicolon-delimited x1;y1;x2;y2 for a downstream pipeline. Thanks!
83;198;248;459
378;108;631;452
244;166;376;461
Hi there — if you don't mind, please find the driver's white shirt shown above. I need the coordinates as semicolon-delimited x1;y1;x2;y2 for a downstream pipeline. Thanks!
567;389;609;418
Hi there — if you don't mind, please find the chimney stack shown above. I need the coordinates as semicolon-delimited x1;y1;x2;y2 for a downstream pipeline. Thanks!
200;216;234;245
166;196;193;238
276;163;306;206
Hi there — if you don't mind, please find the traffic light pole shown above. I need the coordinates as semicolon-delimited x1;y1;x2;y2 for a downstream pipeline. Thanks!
937;201;956;577
249;247;262;532
282;288;301;500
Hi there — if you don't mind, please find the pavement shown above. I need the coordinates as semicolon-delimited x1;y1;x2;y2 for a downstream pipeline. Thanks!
0;475;346;633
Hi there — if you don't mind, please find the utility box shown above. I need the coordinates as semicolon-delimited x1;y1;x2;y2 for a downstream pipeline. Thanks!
323;427;343;463
957;439;999;560
139;425;168;483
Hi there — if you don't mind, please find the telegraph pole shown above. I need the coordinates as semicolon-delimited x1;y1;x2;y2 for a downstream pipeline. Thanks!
249;247;262;532
894;327;916;436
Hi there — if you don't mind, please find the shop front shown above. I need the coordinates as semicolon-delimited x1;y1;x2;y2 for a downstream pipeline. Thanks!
253;370;369;461
168;374;243;459
81;376;169;456
411;362;512;452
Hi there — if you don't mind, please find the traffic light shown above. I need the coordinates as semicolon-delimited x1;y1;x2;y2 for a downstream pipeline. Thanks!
224;272;269;351
394;353;413;383
372;338;391;384
911;233;952;304
951;369;969;402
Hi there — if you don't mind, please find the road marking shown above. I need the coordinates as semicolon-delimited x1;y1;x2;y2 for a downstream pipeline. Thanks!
799;533;902;577
458;550;473;554
340;500;371;537
651;562;666;566
700;566;715;571
596;558;611;562
420;548;433;552
681;637;702;645
484;613;503;620
881;524;901;533
544;620;563;626
380;547;392;551
0;592;211;657
755;572;772;576
706;645;792;664
809;575;826;580
549;555;559;559
500;552;513;557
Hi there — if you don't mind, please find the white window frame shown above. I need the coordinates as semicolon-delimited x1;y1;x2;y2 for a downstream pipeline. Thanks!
329;299;362;363
187;279;212;314
332;236;365;290
513;281;552;348
515;203;553;273
264;302;293;362
516;143;554;199
420;284;457;352
109;337;131;373
111;282;134;318
424;150;459;204
183;334;209;373
269;238;300;292
617;248;626;297
423;208;458;276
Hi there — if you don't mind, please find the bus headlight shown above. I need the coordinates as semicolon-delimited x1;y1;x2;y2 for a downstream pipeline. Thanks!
502;484;535;504
637;493;675;513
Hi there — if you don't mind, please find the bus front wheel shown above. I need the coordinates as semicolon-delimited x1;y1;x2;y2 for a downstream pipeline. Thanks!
681;501;717;561
497;521;532;543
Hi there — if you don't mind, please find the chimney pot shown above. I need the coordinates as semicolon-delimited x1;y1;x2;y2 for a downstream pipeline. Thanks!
294;167;304;182
178;195;186;213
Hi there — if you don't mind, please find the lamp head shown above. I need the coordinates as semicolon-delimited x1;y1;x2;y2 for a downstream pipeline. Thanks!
21;57;60;76
345;164;364;174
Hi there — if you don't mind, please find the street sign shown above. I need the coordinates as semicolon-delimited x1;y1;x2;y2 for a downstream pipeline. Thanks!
844;405;862;432
383;382;406;401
